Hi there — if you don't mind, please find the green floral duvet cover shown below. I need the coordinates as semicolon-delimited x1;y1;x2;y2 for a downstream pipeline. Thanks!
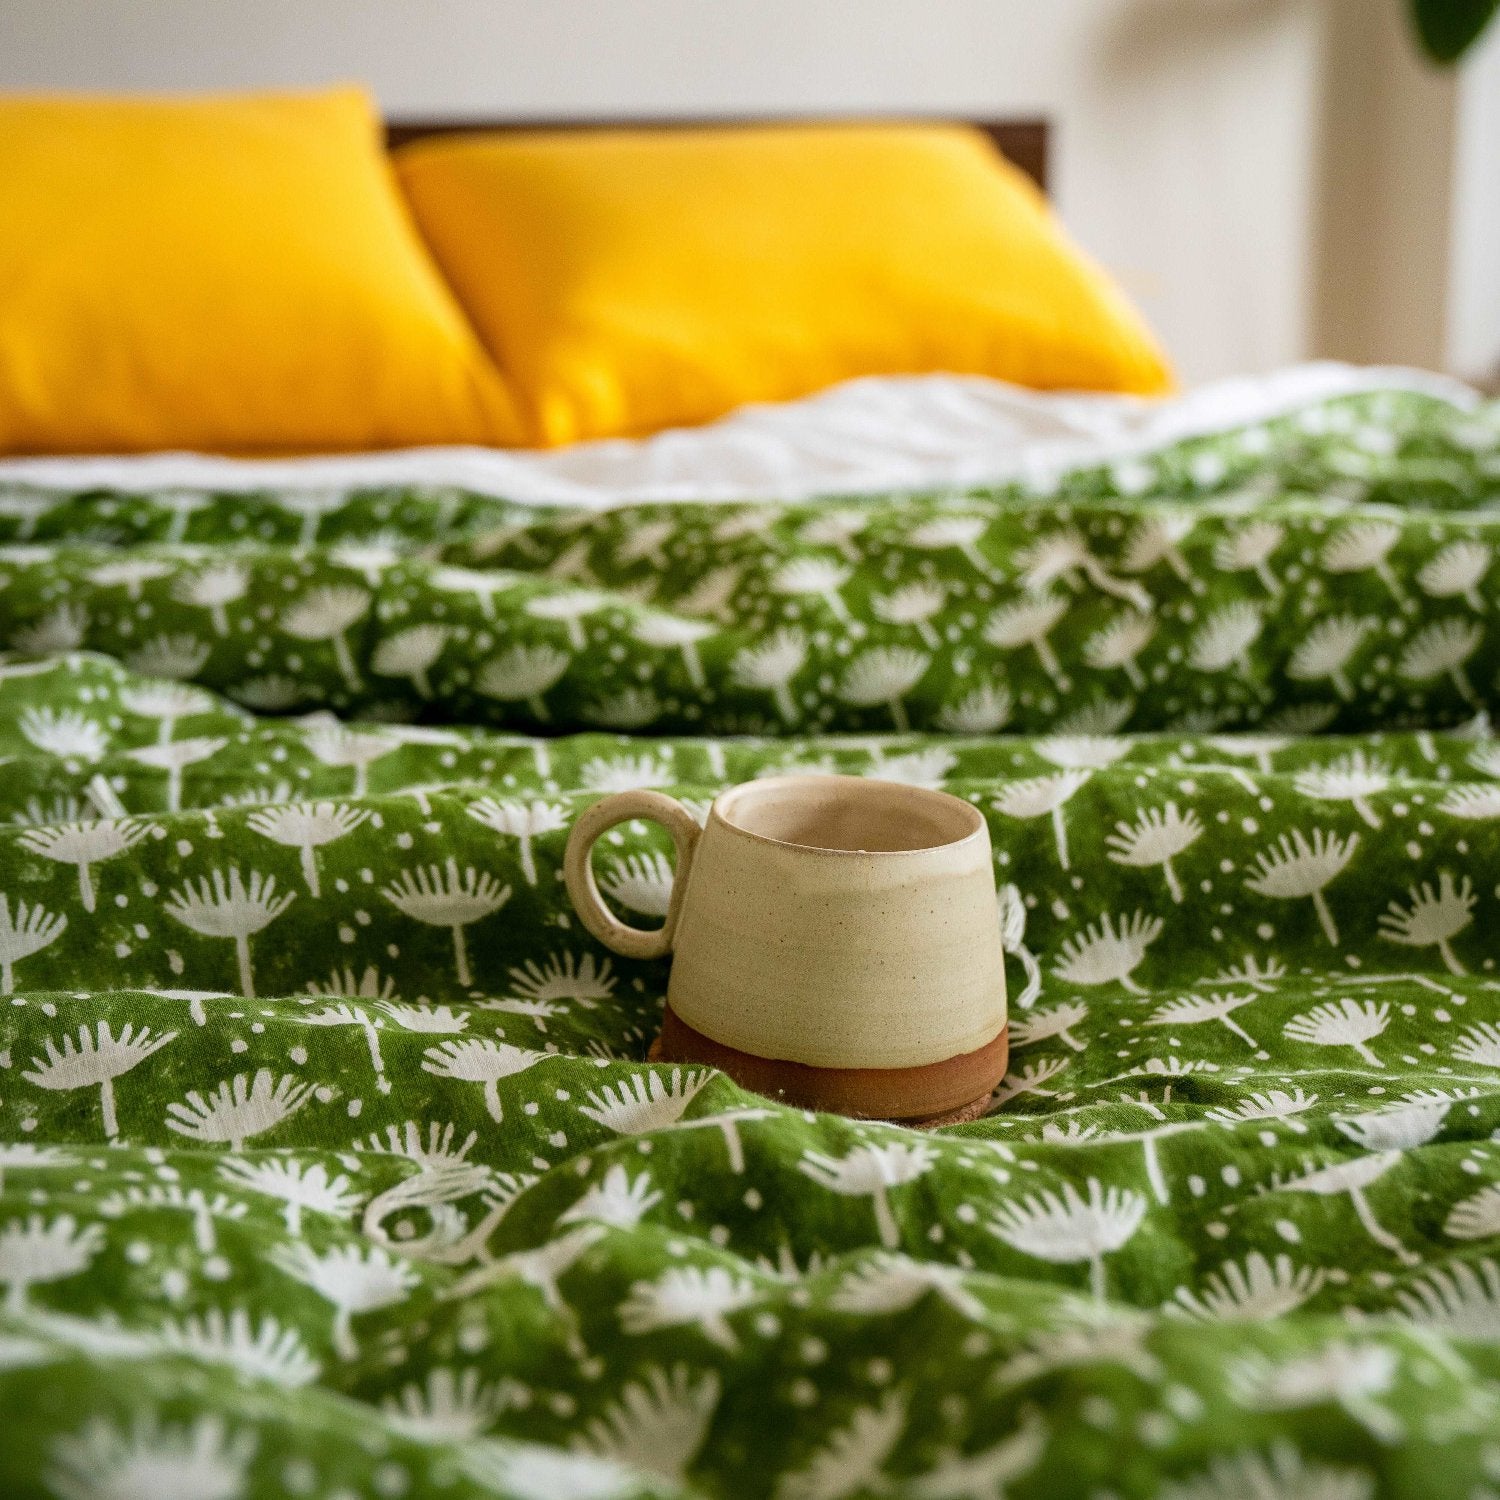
3;384;1500;1498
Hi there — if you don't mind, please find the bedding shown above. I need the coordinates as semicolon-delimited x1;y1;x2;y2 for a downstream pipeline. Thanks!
0;87;518;455
395;123;1172;446
3;373;1500;1496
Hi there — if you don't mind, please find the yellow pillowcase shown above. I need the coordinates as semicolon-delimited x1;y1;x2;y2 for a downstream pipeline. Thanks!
396;122;1173;448
0;87;520;454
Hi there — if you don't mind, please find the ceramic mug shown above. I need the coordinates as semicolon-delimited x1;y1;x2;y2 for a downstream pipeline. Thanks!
563;774;1008;1121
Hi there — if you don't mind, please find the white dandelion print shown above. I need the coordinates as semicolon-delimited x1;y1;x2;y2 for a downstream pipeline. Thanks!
163;868;295;998
1104;802;1203;902
381;859;511;987
1283;999;1391;1069
23;1021;175;1140
165;1069;315;1152
1054;912;1163;994
1244;829;1358;947
1377;873;1475;975
991;772;1089;871
988;1179;1147;1301
0;892;68;992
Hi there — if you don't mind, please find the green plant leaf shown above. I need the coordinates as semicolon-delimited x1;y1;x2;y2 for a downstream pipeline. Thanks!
1410;0;1500;62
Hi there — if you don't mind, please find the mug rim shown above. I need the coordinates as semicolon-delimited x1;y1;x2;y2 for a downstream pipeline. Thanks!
711;773;987;857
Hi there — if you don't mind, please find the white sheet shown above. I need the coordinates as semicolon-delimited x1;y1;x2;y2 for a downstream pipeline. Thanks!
0;364;1477;509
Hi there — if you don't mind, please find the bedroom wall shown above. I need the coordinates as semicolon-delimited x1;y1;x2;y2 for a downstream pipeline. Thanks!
0;0;1484;388
1306;0;1460;376
1448;26;1500;386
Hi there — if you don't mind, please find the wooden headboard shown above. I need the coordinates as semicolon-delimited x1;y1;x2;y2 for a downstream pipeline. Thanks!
387;117;1050;195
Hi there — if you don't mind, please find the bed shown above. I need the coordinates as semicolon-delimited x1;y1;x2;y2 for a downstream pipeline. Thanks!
1;112;1499;1500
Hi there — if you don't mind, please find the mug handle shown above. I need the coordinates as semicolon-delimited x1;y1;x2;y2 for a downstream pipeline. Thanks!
564;790;703;960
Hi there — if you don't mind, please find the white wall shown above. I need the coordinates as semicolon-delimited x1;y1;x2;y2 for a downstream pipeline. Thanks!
0;0;1488;386
1307;0;1459;374
1449;24;1500;383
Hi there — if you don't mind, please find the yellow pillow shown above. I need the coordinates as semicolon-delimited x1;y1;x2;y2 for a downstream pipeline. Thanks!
395;122;1173;447
0;87;520;454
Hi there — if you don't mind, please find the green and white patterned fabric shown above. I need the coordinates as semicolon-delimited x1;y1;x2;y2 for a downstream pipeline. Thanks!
5;384;1500;1497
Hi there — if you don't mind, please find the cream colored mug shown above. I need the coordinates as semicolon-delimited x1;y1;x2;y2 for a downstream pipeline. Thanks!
563;774;1008;1121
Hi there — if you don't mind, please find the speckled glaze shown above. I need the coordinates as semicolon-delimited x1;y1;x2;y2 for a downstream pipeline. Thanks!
565;774;1008;1118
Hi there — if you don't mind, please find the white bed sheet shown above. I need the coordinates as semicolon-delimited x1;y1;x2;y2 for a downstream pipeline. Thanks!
0;364;1477;509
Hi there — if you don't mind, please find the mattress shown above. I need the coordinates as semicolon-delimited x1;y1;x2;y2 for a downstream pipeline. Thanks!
2;366;1499;1498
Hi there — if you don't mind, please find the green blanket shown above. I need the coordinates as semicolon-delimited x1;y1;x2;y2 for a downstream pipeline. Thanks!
4;384;1500;1498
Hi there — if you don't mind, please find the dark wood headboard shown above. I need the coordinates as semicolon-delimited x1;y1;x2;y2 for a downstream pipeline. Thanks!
387;117;1049;195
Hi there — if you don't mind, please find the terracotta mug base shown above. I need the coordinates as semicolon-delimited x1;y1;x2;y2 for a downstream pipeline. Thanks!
649;1004;1007;1129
